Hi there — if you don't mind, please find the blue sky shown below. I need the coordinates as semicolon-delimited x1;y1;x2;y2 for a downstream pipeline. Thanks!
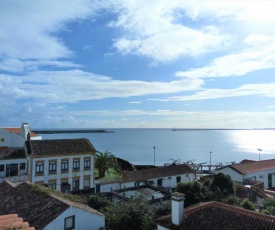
1;0;275;128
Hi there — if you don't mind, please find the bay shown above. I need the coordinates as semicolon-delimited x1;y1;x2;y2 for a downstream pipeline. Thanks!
41;129;275;166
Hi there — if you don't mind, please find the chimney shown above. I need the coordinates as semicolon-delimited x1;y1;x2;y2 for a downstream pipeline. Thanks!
172;192;184;226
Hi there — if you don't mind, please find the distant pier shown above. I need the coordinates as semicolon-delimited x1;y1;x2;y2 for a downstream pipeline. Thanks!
33;129;115;134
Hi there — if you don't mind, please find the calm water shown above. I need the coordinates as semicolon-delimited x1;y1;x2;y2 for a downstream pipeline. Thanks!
41;129;275;166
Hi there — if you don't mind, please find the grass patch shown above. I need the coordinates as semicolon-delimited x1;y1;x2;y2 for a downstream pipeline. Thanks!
95;167;121;180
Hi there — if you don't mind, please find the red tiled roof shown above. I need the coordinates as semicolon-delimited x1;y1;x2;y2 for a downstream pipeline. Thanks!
121;164;194;183
155;201;275;230
219;159;275;175
3;128;39;137
26;138;96;157
0;214;35;230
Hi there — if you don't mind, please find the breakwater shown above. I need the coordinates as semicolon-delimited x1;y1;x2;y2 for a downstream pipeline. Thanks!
33;129;114;134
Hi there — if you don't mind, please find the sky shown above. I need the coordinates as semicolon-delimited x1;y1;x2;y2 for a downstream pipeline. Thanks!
1;0;275;129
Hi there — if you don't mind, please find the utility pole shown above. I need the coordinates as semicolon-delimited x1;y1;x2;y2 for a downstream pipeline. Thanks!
153;146;156;166
257;148;262;161
209;151;212;173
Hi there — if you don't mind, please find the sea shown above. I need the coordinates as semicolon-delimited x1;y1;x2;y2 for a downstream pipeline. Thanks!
40;129;275;167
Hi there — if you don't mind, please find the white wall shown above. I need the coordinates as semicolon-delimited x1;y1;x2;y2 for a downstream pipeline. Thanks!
30;154;94;192
245;169;275;189
157;225;168;230
216;167;243;182
217;167;275;189
96;173;195;194
0;129;25;148
0;158;28;178
44;206;105;230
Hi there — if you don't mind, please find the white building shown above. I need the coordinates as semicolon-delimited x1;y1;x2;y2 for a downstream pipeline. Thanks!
215;159;275;189
0;181;105;230
25;138;96;193
0;148;28;183
0;123;42;148
96;164;195;193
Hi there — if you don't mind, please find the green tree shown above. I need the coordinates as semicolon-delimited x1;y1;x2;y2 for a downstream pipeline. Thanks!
176;181;202;206
240;199;256;211
221;195;240;206
104;195;155;230
210;173;235;197
262;197;275;216
95;150;117;178
87;195;111;210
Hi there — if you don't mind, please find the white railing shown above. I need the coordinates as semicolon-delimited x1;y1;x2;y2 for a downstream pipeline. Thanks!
0;174;29;183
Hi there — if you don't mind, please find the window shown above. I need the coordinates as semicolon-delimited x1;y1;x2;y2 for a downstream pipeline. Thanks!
61;160;68;172
36;162;44;174
0;164;4;172
49;180;56;190
157;179;162;186
73;159;80;171
49;161;57;174
84;158;90;169
176;176;181;183
64;215;75;230
84;177;90;190
73;178;79;192
20;163;25;170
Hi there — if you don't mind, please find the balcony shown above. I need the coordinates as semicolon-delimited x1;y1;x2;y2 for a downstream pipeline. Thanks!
0;174;29;183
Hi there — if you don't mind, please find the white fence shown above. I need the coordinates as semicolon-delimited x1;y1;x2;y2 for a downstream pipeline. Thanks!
0;174;29;183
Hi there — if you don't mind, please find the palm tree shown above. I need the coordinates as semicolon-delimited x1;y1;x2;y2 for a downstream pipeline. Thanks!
95;150;117;178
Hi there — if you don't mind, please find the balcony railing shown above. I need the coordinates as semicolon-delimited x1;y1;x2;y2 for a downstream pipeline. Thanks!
0;174;29;183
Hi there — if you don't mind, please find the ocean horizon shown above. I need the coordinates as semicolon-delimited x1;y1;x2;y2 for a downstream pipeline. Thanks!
40;128;275;167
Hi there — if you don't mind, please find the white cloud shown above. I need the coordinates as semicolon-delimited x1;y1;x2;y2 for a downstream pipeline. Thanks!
176;34;275;79
0;69;203;103
0;0;101;60
109;1;232;62
149;83;275;102
0;58;81;72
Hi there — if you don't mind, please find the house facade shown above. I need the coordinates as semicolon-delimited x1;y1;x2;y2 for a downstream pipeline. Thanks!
0;123;41;148
25;138;96;193
216;159;275;189
0;148;28;183
96;164;195;193
0;181;105;230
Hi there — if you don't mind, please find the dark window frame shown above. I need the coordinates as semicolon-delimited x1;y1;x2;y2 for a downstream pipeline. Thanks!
20;163;26;170
64;215;75;230
84;158;90;169
61;160;68;171
0;164;4;172
73;159;80;170
49;161;57;173
36;162;44;174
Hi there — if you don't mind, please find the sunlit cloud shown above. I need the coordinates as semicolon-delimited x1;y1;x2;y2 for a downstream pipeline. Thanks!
149;83;275;102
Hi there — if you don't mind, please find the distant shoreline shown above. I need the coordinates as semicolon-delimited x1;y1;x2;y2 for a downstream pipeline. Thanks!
33;129;115;134
171;128;275;131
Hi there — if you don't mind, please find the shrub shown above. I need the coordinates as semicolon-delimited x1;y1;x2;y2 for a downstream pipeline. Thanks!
240;199;256;211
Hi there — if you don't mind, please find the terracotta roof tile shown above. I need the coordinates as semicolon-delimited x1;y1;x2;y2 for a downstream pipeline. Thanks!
3;128;39;137
0;181;103;230
121;164;194;183
27;138;96;157
220;159;275;175
155;201;275;229
0;214;35;230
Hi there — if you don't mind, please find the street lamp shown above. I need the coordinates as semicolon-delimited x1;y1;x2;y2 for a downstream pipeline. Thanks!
209;151;212;173
153;146;156;166
257;148;262;161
